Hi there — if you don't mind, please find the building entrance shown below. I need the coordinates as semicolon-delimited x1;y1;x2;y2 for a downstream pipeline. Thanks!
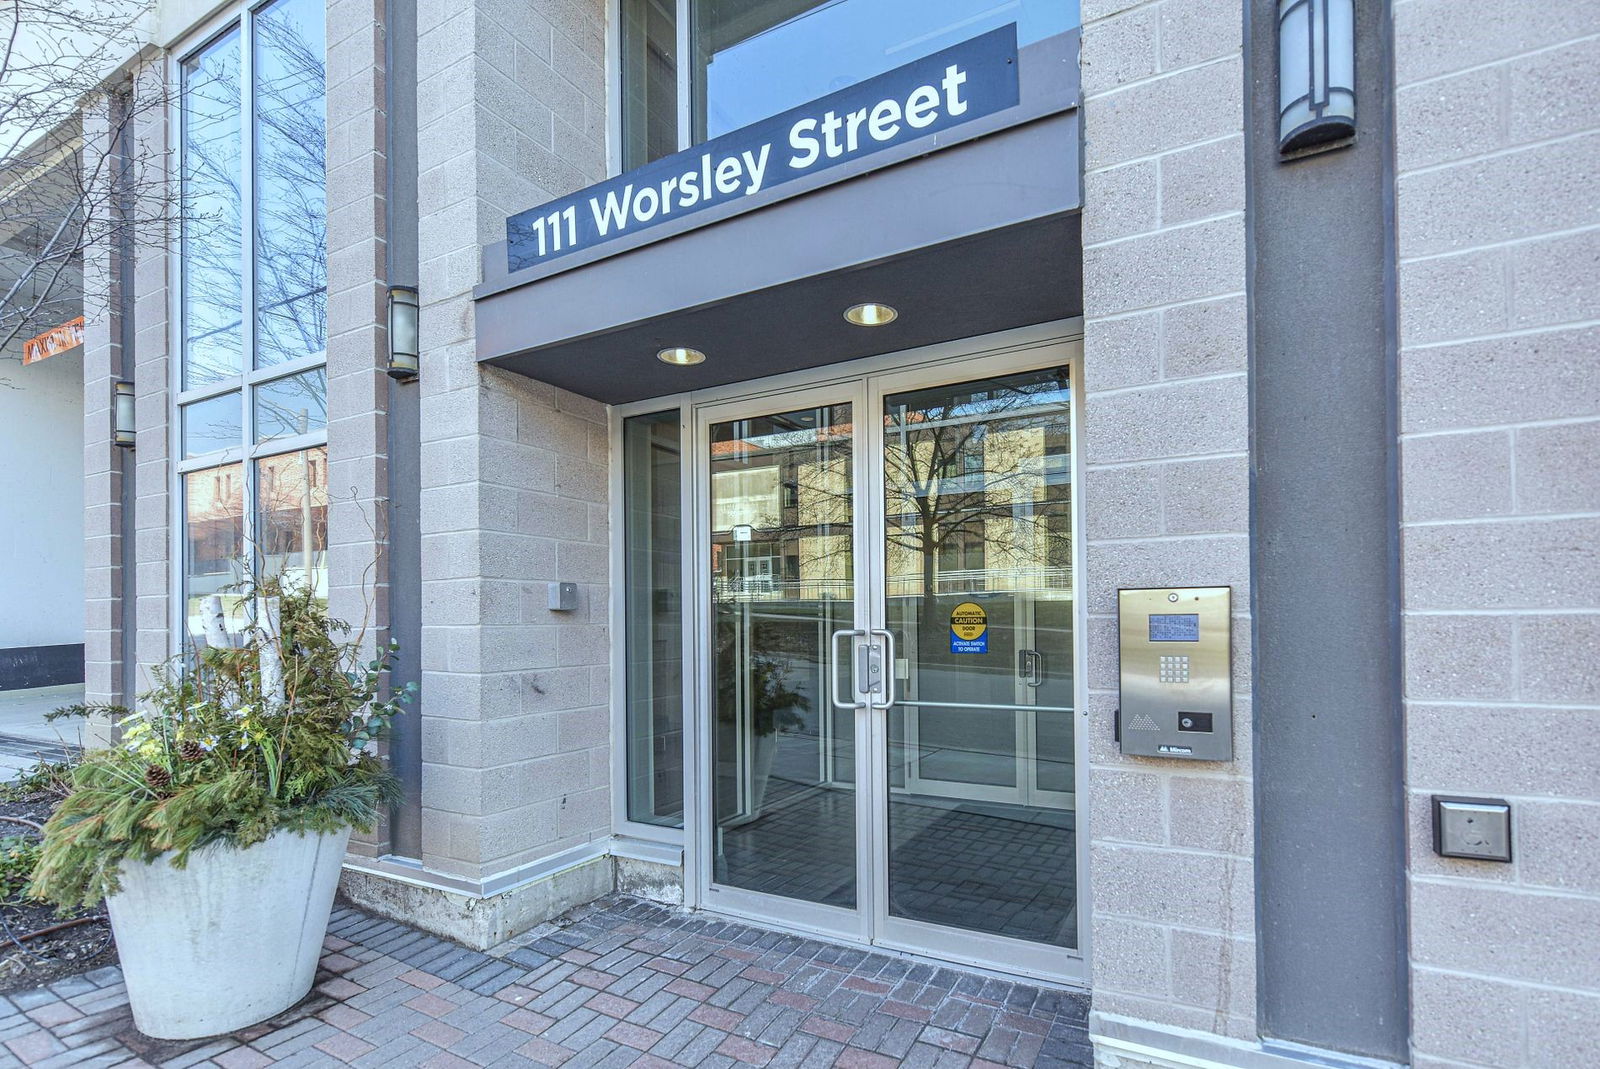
695;342;1083;981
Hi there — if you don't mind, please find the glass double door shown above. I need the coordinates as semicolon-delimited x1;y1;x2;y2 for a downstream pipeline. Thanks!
697;349;1082;978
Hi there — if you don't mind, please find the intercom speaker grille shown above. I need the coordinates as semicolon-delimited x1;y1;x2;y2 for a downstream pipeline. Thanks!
1128;712;1159;732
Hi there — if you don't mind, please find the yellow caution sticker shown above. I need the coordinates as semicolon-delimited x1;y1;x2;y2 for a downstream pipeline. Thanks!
950;602;988;654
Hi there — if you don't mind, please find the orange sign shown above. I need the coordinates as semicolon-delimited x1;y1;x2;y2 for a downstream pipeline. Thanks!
22;316;85;365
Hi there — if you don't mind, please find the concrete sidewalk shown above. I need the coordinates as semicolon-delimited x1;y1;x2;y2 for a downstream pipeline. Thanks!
0;686;83;780
0;895;1093;1067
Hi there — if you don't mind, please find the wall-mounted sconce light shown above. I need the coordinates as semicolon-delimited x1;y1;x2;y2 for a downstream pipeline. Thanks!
386;285;420;381
113;380;136;448
1278;0;1355;155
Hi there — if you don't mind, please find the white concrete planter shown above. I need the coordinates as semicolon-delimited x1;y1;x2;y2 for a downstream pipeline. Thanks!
105;826;350;1039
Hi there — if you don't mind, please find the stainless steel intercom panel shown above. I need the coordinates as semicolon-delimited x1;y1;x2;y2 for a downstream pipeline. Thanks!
1118;586;1232;760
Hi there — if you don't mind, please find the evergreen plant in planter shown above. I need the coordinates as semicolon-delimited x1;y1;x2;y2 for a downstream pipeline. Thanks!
30;580;412;1039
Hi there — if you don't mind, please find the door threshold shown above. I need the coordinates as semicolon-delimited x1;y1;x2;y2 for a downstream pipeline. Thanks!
692;900;1090;993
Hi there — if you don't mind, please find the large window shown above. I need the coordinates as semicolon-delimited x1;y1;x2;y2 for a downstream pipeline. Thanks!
619;0;1081;170
177;0;327;648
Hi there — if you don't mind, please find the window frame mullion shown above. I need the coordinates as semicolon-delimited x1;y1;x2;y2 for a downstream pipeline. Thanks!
177;447;247;475
247;349;325;386
675;0;692;151
170;39;193;659
250;429;328;461
176;376;244;406
239;6;259;582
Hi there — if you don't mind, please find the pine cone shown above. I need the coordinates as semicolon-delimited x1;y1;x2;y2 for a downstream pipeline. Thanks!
179;740;204;763
144;765;172;792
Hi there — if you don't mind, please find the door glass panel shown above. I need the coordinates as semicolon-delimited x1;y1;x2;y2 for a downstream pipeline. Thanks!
623;411;685;827
882;367;1077;948
710;403;856;908
1033;598;1076;795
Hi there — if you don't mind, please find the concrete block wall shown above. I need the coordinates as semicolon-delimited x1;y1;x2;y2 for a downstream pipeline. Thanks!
1079;0;1256;1042
325;0;395;857
80;99;125;713
1394;3;1600;1065
325;0;391;638
129;59;174;688
415;0;613;885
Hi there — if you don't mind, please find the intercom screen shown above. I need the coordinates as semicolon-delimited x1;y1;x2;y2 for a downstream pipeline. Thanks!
1149;614;1200;642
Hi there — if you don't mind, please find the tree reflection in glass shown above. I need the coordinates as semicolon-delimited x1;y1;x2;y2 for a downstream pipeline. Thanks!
184;464;245;648
253;0;327;368
881;367;1079;948
709;405;857;909
180;0;326;383
256;447;329;602
181;32;243;389
255;368;328;443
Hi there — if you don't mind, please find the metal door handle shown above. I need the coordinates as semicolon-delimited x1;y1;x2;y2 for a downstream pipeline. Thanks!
1019;649;1043;687
830;629;867;710
857;644;879;696
868;629;896;710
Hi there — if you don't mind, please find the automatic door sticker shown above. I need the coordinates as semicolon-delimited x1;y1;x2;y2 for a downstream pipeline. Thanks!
950;602;988;654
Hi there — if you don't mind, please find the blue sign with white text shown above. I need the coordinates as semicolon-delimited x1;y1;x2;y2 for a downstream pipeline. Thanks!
506;25;1021;273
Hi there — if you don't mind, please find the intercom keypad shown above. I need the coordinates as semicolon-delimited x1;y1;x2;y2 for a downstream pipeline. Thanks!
1118;587;1232;761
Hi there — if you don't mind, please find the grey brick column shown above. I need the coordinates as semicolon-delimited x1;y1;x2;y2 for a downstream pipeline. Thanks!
80;97;128;724
413;0;613;888
1394;2;1600;1063
1078;0;1258;1044
128;59;174;688
325;0;396;857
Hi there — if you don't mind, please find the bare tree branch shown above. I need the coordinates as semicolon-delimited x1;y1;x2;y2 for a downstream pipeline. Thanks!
0;0;172;378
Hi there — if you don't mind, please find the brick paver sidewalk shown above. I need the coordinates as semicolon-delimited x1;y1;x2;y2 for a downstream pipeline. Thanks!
0;895;1092;1068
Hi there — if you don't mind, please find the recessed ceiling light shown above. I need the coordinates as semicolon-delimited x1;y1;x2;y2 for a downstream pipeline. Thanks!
844;303;898;327
657;346;706;366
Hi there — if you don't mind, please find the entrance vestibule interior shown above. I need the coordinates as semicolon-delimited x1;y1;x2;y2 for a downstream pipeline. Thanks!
622;338;1085;981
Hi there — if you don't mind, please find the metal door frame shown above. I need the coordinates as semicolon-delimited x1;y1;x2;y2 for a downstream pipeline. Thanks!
1020;590;1078;811
861;342;1085;981
676;322;1089;983
691;376;874;944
